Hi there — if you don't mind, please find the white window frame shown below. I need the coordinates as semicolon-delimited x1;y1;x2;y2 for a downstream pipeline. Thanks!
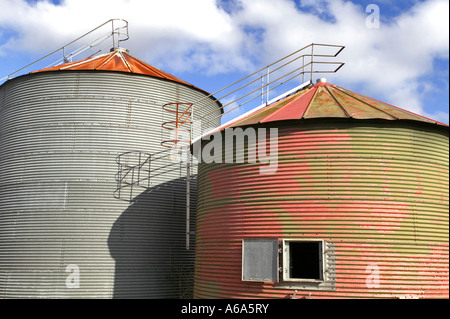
282;239;325;283
240;238;335;291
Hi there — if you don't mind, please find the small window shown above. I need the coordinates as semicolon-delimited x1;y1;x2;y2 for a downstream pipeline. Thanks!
241;238;335;291
282;240;324;282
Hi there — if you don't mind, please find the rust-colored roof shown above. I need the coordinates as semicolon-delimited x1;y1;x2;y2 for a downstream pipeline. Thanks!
225;81;448;128
31;48;196;88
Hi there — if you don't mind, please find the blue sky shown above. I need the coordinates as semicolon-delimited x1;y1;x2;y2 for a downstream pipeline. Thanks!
0;0;448;124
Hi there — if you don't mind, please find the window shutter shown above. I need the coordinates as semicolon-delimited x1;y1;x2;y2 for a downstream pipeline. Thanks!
242;238;279;282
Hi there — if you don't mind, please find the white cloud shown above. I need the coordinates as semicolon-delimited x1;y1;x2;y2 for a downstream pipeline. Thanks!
231;0;449;120
0;0;251;73
0;0;448;121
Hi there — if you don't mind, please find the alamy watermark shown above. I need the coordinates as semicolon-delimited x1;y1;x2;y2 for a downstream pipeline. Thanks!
66;264;80;289
366;4;380;28
365;263;381;288
169;120;279;174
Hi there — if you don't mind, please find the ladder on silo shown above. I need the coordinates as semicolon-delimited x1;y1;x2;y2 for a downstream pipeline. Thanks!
160;102;195;250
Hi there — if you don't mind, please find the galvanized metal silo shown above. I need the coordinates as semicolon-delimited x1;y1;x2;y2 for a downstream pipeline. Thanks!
0;48;221;298
194;80;449;299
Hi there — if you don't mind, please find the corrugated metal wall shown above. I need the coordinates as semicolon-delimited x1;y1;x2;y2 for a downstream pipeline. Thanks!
0;71;221;298
194;120;449;299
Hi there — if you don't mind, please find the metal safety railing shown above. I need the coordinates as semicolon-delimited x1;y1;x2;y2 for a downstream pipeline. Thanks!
1;19;129;83
113;148;195;203
114;148;196;250
187;43;345;142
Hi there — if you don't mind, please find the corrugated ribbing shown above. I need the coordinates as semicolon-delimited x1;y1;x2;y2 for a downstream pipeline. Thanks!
194;121;449;298
0;71;220;298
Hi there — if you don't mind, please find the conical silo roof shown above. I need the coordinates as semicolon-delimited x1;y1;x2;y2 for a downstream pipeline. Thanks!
224;80;448;128
32;47;205;93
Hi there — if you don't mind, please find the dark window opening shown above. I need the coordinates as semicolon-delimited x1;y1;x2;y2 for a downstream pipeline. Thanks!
289;241;321;280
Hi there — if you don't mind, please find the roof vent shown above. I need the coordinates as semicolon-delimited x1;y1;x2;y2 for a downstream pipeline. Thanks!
111;47;130;54
316;78;327;83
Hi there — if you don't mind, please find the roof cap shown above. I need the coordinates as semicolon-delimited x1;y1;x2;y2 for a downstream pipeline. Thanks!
110;47;129;54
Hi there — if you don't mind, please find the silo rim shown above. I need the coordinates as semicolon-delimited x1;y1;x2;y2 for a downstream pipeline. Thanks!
0;69;224;114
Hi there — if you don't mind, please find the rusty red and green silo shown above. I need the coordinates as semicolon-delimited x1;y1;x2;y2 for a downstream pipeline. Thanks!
194;80;449;299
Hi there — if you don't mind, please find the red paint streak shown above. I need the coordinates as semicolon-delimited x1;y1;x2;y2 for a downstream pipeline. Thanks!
415;187;424;195
196;240;449;298
281;132;353;159
261;86;317;122
207;166;243;200
197;203;284;298
314;82;336;88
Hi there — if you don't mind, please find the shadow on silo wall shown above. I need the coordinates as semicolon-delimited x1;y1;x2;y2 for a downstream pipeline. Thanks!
108;177;196;299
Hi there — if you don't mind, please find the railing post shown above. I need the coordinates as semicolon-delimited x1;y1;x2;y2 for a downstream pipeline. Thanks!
112;19;115;49
302;55;305;83
117;165;121;199
261;75;264;105
311;44;314;83
130;167;134;203
266;66;270;105
148;154;151;188
137;152;141;186
117;155;123;199
186;150;191;250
